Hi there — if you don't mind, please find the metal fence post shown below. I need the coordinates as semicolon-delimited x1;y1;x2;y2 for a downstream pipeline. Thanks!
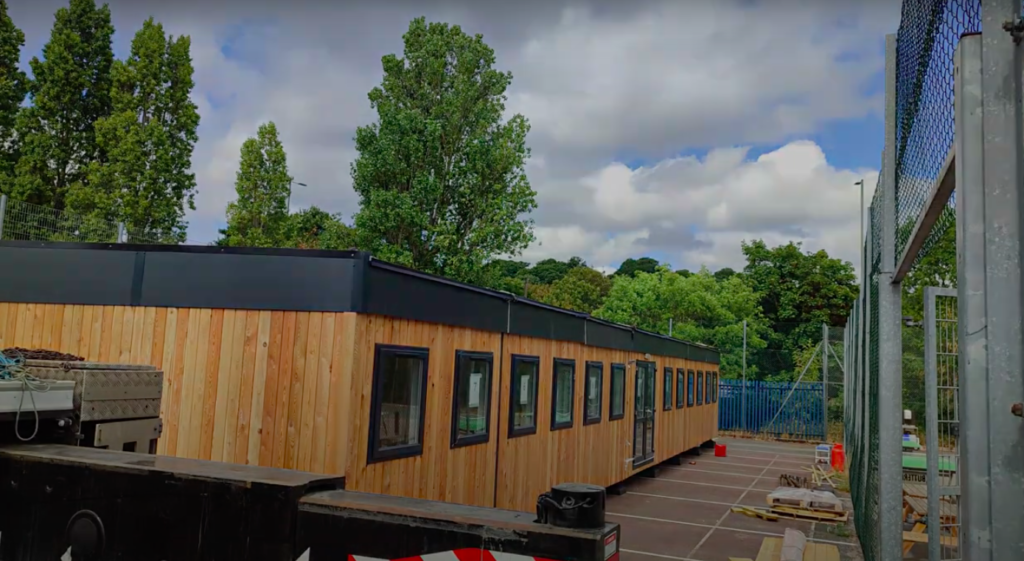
0;194;7;240
861;202;873;510
954;31;989;561
923;287;942;561
878;32;903;561
821;322;828;439
957;2;1024;556
742;319;747;432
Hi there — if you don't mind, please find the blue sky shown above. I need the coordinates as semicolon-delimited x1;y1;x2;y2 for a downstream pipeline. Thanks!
10;0;899;273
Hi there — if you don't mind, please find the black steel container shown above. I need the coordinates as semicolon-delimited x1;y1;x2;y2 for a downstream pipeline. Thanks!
536;483;607;530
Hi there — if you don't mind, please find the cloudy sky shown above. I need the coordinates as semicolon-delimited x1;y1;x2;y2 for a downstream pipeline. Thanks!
10;0;897;275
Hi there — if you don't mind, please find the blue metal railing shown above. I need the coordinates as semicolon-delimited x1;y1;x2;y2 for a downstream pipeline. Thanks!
718;380;826;440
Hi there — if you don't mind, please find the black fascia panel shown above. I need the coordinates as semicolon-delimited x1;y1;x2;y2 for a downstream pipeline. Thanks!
140;251;358;311
362;263;509;333
584;318;634;353
0;244;137;306
508;299;586;343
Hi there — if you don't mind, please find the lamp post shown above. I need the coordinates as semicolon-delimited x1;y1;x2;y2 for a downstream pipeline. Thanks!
287;181;307;214
855;179;865;282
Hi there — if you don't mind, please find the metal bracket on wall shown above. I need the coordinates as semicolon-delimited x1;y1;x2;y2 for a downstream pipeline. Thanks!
1003;17;1024;44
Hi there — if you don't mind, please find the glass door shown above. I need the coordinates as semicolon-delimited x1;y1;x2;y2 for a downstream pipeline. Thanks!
633;361;656;467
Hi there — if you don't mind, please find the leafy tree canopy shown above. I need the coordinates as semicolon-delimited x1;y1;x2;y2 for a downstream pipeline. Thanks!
351;17;537;284
740;240;857;379
595;266;769;377
0;0;27;188
542;266;612;314
220;121;292;247
13;0;114;209
613;257;660;277
67;17;199;243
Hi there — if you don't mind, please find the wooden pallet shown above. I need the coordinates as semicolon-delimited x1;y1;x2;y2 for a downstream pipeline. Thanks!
766;495;843;513
769;506;849;523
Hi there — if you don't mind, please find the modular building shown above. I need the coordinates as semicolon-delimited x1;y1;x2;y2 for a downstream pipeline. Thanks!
0;241;720;512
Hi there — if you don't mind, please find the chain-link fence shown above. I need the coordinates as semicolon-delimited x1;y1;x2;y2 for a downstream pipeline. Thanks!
716;323;846;443
0;195;166;244
844;190;885;561
849;1;1000;559
894;0;979;269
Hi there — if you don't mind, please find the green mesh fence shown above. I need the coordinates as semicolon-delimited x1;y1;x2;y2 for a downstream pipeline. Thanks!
893;0;979;265
845;196;884;561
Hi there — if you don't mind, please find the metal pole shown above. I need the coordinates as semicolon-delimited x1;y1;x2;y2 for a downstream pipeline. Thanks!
822;322;828;441
955;33;988;561
742;319;747;432
961;5;1024;555
0;194;7;240
861;200;874;508
878;33;903;561
857;179;865;288
668;318;673;337
924;287;961;561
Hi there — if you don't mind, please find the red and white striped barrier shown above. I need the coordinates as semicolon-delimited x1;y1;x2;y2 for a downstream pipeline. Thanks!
349;549;557;561
346;531;619;561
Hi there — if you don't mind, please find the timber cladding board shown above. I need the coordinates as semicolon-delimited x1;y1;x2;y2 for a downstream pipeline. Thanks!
0;303;718;513
0;303;356;476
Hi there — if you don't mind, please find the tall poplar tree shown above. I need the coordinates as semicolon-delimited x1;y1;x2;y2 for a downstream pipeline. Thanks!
351;18;536;283
221;121;293;247
67;18;200;243
0;0;28;190
13;0;113;208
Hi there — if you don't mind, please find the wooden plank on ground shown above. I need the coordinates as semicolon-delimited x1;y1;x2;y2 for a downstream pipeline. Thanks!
755;537;841;561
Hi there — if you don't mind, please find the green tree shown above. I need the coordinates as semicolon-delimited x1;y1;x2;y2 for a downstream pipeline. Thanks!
66;18;199;243
220;122;292;247
740;240;858;379
284;206;357;250
613;257;660;277
0;0;27;189
713;267;737;282
529;257;584;284
12;0;114;209
542;266;611;314
900;211;957;321
595;266;769;378
351;17;537;284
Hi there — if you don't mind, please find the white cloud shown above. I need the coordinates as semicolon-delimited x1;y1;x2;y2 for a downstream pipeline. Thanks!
531;141;878;277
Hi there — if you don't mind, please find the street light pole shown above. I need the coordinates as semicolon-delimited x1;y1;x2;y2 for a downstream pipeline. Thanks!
855;179;865;283
287;181;307;214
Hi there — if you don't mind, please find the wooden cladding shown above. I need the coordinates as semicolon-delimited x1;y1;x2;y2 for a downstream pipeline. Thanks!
0;302;355;476
0;302;718;513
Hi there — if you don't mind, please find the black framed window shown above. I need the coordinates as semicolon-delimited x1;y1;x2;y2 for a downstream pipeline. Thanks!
705;371;711;404
509;355;540;438
662;367;673;411
450;351;493;448
584;362;603;425
368;344;429;463
551;358;575;430
609;363;626;420
687;370;695;406
697;371;704;405
713;372;719;403
676;368;685;408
